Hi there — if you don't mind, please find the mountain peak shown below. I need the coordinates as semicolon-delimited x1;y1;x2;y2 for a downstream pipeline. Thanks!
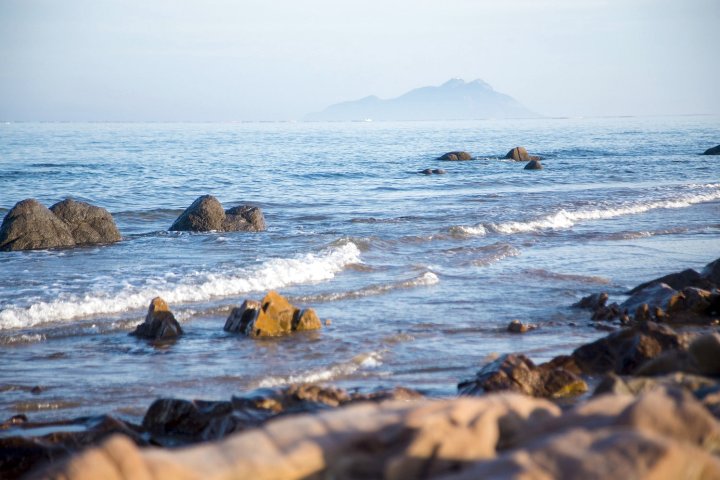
306;79;537;121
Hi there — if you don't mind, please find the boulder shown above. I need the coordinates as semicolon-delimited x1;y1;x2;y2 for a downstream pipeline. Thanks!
622;282;677;313
0;199;76;251
224;291;321;337
702;145;720;155
507;320;536;333
49;198;121;245
523;159;543;170
420;168;433;175
504;146;540;162
458;353;587;399
702;257;720;285
438;151;472;161
169;195;265;233
629;268;703;294
432;168;446;174
689;333;720;376
130;297;183;340
571;321;687;375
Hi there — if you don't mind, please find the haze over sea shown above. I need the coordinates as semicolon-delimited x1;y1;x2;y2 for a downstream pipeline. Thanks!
1;116;719;422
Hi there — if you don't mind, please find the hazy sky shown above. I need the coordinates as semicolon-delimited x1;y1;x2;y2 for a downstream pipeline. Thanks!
1;0;718;121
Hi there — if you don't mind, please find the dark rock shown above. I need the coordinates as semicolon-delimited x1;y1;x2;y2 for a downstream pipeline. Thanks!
49;199;121;246
523;159;543;170
629;268;704;294
420;168;433;175
225;291;321;337
622;283;677;313
438;151;472;161
504;146;540;162
702;145;720;155
130;297;183;340
572;321;687;375
573;292;609;310
458;353;587;398
0;199;75;251
169;195;265;233
689;333;720;376
432;168;446;174
169;195;225;232
223;205;266;232
702;257;720;285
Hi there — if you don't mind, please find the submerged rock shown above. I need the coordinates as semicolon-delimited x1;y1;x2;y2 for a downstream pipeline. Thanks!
224;291;321;337
458;353;587;399
0;199;75;251
504;146;540;162
507;320;536;333
169;195;265;232
130;297;183;340
438;151;472;161
49;198;121;245
702;145;720;155
523;159;543;170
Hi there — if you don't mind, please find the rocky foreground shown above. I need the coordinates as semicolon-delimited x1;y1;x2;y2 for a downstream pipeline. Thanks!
3;257;720;479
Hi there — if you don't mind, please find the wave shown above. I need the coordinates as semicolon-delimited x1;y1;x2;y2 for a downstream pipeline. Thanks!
0;243;361;330
254;351;383;388
454;184;720;236
292;271;439;303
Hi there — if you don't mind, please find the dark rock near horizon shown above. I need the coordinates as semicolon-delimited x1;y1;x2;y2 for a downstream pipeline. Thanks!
306;78;537;121
505;146;540;162
458;353;587;398
169;195;265;232
131;297;183;340
0;199;76;251
702;145;720;155
224;291;321;337
438;151;473;161
432;168;446;174
50;198;121;246
524;159;543;170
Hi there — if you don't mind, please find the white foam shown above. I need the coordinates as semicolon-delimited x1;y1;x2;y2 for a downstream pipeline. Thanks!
255;351;383;388
295;271;439;303
461;185;720;236
0;243;361;330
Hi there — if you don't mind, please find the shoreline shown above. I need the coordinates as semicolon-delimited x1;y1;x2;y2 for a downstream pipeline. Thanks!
3;257;720;479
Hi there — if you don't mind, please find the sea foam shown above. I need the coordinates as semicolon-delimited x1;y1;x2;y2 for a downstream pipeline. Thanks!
0;243;361;330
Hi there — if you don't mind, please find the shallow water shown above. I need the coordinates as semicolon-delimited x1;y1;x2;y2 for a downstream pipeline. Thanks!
1;117;719;423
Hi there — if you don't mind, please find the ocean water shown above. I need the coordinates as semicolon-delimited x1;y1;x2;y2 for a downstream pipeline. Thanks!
0;117;718;422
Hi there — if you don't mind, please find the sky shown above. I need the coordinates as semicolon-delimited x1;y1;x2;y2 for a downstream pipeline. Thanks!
1;0;719;121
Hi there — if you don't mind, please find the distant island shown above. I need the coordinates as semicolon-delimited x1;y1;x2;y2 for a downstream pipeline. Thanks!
305;78;537;121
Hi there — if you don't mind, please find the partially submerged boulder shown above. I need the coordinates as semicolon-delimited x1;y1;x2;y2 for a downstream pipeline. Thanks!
224;291;321;337
131;297;183;340
169;195;265;232
0;198;121;252
458;353;587;399
49;198;121;245
504;146;540;162
523;159;543;170
702;145;720;155
0;199;75;251
438;151;472;161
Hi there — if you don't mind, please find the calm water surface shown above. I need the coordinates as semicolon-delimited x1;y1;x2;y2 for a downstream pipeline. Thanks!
0;117;718;422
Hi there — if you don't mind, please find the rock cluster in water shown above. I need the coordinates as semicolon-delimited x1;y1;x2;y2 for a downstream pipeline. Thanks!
169;195;265;232
224;291;322;337
0;198;120;251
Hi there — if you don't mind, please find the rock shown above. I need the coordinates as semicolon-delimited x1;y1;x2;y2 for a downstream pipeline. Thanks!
622;282;678;313
573;292;609;309
130;297;183;340
0;199;75;251
629;268;703;294
225;291;321;337
223;205;266;232
523;159;543;170
49;198;121;246
689;333;720;376
38;389;720;480
438;151;472;161
504;146;540;162
169;195;265;233
420;168;433;175
432;168;446;174
507;320;535;333
458;353;587;399
572;321;687;375
702;257;720;285
702;145;720;155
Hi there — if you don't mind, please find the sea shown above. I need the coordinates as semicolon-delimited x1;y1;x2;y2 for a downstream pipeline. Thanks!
0;116;718;423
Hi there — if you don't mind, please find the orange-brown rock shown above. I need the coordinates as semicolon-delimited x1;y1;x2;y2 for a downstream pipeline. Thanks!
130;297;183;340
504;146;540;162
224;291;321;337
438;151;473;161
